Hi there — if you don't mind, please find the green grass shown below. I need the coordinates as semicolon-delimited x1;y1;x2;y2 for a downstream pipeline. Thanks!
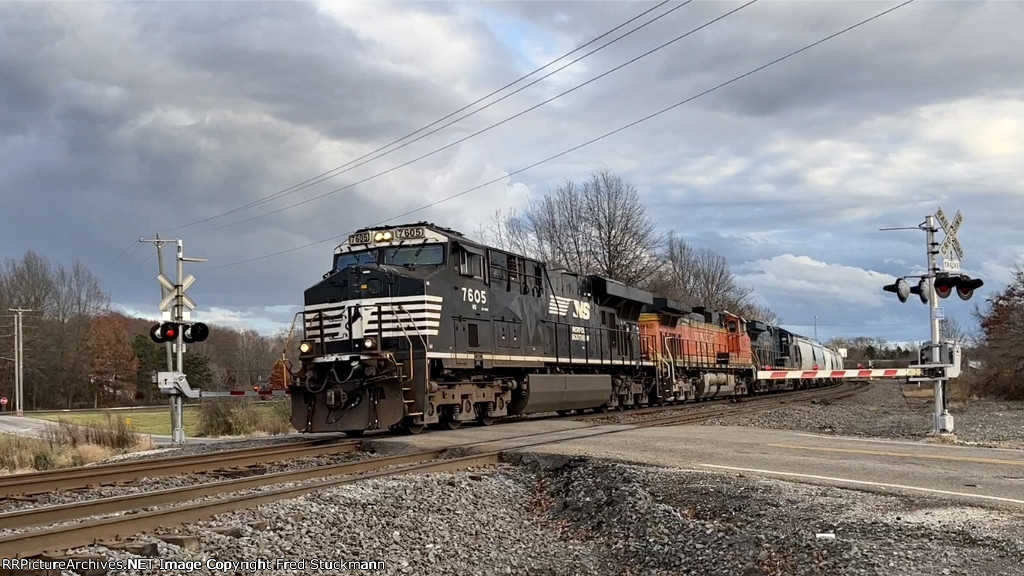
31;403;288;437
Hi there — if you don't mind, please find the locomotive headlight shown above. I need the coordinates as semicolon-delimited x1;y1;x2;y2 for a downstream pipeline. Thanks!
362;337;376;350
382;231;393;241
299;340;314;355
373;231;384;242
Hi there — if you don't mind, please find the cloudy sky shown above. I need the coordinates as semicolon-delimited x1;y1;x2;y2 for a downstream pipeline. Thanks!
1;0;1021;344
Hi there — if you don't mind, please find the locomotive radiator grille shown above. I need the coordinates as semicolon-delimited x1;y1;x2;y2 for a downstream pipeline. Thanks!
304;295;443;340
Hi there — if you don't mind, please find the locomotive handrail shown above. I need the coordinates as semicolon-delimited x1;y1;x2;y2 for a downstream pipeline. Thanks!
394;305;428;385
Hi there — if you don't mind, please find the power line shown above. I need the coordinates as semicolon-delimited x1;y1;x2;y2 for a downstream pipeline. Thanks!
99;239;142;275
208;0;915;271
170;0;678;233
105;241;146;278
192;0;754;237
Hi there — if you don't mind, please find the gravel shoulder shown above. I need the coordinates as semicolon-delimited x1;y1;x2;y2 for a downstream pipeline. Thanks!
60;453;1024;576
701;382;1024;449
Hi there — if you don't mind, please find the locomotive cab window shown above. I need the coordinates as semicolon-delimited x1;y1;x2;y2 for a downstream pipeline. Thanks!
455;244;486;280
334;250;377;271
385;244;444;267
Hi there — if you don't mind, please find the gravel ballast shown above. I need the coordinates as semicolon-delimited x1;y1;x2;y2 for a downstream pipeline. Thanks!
701;382;1024;449
56;452;1024;576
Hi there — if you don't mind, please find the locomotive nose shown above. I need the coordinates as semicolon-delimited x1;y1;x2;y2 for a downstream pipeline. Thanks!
349;267;385;297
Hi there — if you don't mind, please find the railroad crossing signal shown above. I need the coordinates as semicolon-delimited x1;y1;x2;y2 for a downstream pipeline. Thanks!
157;272;197;320
139;236;207;445
150;322;180;343
935;206;964;262
182;322;210;343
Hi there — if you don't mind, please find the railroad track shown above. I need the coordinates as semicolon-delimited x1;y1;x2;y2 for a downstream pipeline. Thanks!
0;382;847;499
0;380;866;558
0;437;360;498
0;381;852;499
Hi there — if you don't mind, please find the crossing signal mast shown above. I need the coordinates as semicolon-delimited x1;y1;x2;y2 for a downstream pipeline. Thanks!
140;237;208;444
881;207;983;436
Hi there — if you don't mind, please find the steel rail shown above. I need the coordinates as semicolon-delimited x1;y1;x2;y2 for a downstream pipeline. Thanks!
0;438;359;498
0;452;499;557
0;381;865;558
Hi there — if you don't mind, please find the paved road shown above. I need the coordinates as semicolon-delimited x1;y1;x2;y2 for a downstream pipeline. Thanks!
0;414;55;438
368;419;1024;508
0;415;224;445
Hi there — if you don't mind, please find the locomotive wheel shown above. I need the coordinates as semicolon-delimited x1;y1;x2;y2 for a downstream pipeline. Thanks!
442;417;461;430
403;422;425;435
343;430;365;438
477;415;494;426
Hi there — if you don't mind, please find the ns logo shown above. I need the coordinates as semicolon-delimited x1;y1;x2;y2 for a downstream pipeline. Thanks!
548;295;592;320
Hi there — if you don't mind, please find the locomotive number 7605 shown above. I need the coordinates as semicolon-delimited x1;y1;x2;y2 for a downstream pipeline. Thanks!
461;287;487;305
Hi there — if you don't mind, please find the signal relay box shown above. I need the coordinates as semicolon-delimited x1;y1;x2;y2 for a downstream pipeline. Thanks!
910;341;962;380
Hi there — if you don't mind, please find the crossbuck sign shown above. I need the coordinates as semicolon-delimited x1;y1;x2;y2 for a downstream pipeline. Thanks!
935;207;963;272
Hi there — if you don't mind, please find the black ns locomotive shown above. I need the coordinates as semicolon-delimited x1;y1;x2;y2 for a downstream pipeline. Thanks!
291;222;657;436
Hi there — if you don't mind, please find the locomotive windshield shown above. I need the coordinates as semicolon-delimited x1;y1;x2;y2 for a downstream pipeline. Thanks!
385;244;445;267
334;250;377;271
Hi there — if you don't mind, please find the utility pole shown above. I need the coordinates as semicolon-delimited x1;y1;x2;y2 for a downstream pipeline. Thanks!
8;308;34;417
140;235;174;372
923;216;947;433
814;315;818;341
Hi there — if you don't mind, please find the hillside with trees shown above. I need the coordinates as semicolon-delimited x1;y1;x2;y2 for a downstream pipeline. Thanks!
0;252;293;410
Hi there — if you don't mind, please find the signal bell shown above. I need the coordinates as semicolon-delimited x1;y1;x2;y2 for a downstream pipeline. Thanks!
150;322;180;343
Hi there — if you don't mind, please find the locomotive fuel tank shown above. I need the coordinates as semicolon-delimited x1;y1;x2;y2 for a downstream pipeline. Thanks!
516;374;612;414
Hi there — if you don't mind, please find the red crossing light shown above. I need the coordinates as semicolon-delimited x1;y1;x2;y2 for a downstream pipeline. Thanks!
149;322;181;343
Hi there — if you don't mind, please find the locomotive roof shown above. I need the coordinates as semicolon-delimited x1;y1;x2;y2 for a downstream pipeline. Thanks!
349;221;465;238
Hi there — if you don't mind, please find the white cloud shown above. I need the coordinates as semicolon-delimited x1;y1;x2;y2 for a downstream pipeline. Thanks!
736;254;890;308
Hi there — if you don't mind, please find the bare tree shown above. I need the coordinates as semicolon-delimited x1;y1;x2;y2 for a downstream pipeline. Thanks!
653;231;775;321
235;328;277;387
487;169;661;285
743;303;782;325
474;208;533;256
581;169;662;284
49;260;108;408
940;316;967;344
521;178;596;274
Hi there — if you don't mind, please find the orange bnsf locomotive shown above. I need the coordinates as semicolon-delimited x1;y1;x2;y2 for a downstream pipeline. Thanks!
290;222;841;436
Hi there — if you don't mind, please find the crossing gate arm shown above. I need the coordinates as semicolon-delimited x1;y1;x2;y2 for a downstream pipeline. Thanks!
198;389;291;398
755;368;924;380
